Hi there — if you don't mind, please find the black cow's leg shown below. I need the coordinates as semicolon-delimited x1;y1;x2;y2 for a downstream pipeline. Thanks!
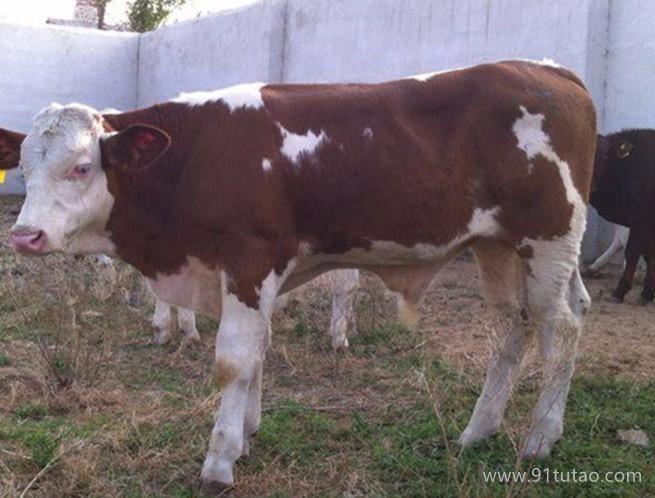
612;230;641;302
639;231;654;303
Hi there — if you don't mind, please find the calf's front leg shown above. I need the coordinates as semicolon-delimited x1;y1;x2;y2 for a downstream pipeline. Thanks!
200;270;281;492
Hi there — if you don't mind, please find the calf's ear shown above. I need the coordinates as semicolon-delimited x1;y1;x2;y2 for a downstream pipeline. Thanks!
0;128;26;170
616;140;633;159
101;124;171;171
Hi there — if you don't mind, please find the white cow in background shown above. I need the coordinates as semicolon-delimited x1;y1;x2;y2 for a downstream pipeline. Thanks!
93;253;200;344
96;252;361;349
96;253;423;350
582;225;629;276
582;225;647;276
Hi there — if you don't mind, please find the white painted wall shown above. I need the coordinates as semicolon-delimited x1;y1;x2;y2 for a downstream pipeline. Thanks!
582;0;655;263
283;0;596;83
604;0;655;132
136;1;286;107
0;23;138;193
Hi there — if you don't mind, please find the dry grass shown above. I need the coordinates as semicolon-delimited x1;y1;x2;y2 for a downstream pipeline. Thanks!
1;195;653;497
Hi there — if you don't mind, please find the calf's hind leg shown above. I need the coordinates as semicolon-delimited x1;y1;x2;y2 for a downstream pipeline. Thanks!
459;240;533;447
522;250;590;458
326;269;360;351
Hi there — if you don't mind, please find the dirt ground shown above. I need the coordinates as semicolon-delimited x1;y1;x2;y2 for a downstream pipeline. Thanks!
412;253;655;383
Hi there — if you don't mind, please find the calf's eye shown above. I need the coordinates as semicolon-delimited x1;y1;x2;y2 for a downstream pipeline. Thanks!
71;163;92;179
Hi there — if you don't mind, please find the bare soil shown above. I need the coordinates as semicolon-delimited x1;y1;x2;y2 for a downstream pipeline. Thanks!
414;253;655;383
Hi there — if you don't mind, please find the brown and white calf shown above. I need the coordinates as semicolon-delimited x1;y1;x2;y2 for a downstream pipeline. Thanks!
0;60;596;491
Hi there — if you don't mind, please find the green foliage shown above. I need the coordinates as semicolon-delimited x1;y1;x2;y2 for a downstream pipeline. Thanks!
1;418;64;470
127;0;186;32
13;403;48;421
24;430;61;469
256;399;338;465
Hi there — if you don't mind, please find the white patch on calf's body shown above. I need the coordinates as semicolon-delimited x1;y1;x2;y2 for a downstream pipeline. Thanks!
297;207;501;268
172;83;265;112
261;158;272;172
277;124;328;166
517;58;561;68
513;105;586;236
408;66;464;82
149;257;222;319
371;207;501;263
512;106;550;163
411;72;437;82
468;207;502;237
362;127;374;140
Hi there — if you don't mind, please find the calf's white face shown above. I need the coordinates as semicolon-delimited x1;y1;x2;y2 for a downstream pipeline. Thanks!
11;103;115;255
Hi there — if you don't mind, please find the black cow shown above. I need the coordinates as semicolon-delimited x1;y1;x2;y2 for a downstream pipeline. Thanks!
591;129;655;303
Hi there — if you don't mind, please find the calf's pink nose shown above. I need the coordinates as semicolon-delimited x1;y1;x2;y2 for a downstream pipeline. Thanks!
11;229;47;254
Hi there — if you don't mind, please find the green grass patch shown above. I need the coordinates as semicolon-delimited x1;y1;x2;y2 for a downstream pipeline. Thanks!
346;360;655;498
13;403;48;421
254;399;340;466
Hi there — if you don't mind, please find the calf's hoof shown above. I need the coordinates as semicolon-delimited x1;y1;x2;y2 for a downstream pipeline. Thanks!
522;436;553;459
332;335;349;352
607;294;624;304
153;329;171;345
638;294;653;306
181;330;201;344
579;264;594;278
200;479;234;496
458;421;500;448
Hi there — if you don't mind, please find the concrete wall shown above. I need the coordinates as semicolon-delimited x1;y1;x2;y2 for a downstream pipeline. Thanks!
582;0;655;262
604;0;655;132
0;23;138;193
283;0;596;81
137;1;286;106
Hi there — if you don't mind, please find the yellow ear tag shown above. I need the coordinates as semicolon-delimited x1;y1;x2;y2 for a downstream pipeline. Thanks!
0;170;6;184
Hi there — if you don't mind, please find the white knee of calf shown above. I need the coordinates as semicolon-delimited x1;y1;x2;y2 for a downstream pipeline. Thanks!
214;354;261;390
